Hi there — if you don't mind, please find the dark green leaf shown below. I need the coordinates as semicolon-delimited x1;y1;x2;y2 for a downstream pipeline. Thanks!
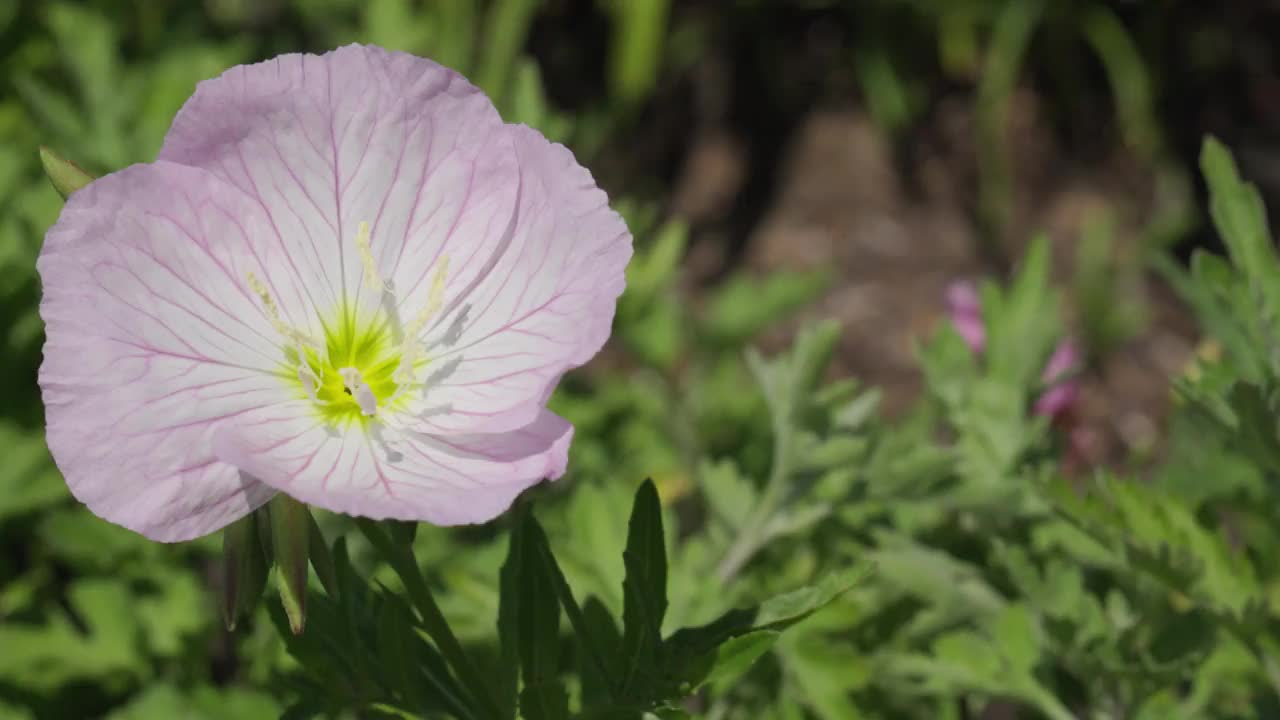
498;504;567;718
518;682;570;720
620;479;668;698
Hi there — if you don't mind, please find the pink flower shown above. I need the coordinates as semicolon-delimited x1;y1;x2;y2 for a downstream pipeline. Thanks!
1032;341;1081;418
944;281;1079;419
945;282;985;353
37;45;633;541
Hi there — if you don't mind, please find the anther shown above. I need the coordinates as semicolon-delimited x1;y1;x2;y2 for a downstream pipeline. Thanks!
297;361;321;402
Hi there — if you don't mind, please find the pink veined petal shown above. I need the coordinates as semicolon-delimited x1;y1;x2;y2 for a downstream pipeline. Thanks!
211;406;572;526
38;162;298;541
403;124;633;435
158;43;520;335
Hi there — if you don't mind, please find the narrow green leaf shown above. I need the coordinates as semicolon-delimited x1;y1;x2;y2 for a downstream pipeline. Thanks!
703;630;779;689
497;512;523;718
357;518;503;720
475;0;539;103
620;479;668;698
519;682;570;720
605;0;671;105
38;146;94;199
307;513;337;598
499;504;568;718
519;504;618;703
389;519;418;547
578;597;623;706
519;513;561;683
270;494;311;635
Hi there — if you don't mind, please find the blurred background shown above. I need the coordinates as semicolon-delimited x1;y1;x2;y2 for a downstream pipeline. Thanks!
3;0;1280;718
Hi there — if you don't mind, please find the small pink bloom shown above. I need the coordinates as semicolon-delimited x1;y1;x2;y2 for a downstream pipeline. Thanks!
944;280;1080;419
1033;341;1081;418
945;281;985;353
38;45;632;541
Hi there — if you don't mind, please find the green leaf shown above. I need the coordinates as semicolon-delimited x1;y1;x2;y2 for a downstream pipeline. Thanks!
308;512;338;598
357;519;503;720
578;597;623;706
498;505;567;719
659;566;868;695
475;0;539;102
1201;137;1277;288
0;424;67;520
703;630;779;689
703;271;830;345
620;479;669;698
604;0;671;105
519;682;570;720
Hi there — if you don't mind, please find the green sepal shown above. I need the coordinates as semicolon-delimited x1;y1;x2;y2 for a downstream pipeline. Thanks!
270;494;312;635
39;146;94;199
221;510;269;631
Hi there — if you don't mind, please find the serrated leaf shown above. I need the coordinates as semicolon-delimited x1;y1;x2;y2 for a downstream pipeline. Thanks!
620;480;668;698
498;505;564;718
703;630;779;688
579;597;623;707
659;566;868;695
1201;137;1276;284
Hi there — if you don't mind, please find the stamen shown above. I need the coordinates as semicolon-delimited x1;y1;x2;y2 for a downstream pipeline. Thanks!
247;272;318;348
297;360;321;402
354;221;389;291
339;367;378;417
389;257;450;399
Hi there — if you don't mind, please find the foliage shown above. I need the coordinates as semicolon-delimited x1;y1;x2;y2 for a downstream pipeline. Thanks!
4;1;1280;719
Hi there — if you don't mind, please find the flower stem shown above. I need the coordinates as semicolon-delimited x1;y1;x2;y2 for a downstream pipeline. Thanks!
356;519;504;720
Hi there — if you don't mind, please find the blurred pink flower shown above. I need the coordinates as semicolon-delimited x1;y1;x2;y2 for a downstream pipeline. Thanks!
945;281;985;353
38;45;632;541
1033;341;1081;417
945;281;1080;419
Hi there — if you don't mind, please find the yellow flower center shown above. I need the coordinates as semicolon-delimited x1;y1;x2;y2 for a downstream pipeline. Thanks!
250;221;449;427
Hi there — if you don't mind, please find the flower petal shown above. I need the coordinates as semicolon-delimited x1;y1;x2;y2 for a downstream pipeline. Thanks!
158;43;520;334
211;408;572;526
405;125;633;434
38;162;294;541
